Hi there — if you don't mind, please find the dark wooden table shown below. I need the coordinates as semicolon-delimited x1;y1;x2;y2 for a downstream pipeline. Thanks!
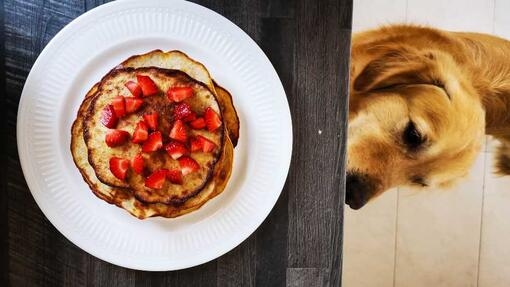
3;0;352;286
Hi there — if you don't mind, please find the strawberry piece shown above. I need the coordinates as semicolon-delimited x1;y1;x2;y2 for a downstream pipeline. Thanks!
169;120;187;142
166;169;183;185
182;111;197;122
136;75;159;96
189;117;206;129
125;97;144;113
142;131;163;152
190;137;202;152
100;105;118;128
132;121;149;143
112;96;126;118
167;86;194;102
198;135;217;152
105;129;130;147
173;102;193;120
165;141;188;160
204;107;222;132
145;169;168;189
125;81;142;98
143;113;159;131
109;157;129;180
131;153;144;174
178;157;200;175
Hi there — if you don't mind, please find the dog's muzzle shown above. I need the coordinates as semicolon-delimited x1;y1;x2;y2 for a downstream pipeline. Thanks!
345;172;378;210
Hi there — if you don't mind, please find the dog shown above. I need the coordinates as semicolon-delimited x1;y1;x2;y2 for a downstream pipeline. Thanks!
346;25;510;209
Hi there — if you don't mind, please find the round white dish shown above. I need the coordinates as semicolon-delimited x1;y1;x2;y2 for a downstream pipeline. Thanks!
17;0;292;271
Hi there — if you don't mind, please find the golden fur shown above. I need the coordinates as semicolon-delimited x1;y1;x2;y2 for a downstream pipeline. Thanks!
346;25;510;209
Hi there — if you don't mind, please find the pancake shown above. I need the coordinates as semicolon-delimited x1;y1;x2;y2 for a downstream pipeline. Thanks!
84;67;224;204
71;50;237;219
119;50;239;147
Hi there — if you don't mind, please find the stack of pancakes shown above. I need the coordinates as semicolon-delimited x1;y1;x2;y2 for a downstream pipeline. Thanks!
71;50;239;219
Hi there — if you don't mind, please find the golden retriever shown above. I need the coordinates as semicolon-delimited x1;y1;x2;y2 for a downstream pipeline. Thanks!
346;25;510;209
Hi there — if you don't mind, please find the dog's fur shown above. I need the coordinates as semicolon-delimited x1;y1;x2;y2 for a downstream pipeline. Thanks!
346;25;510;209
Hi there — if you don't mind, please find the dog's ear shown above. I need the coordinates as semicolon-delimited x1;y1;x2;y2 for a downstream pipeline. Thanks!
353;48;447;93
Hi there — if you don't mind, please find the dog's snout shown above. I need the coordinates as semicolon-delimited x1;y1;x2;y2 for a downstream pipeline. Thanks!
345;173;377;210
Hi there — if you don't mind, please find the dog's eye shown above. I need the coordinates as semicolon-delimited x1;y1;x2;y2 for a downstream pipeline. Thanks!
403;121;425;150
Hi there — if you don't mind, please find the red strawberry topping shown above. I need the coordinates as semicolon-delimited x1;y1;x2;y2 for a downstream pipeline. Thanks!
204;107;222;132
143;113;159;131
130;153;144;174
165;141;188;160
125;97;144;113
190;137;202;152
142;131;163;152
189;117;206;129
178;157;200;175
101;105;118;128
109;157;129;180
182;111;197;122
169;120;187;142
132;121;149;143
167;86;194;102
173;102;193;120
125;81;142;98
105;129;130;147
136;75;159;97
198;135;217;152
112;96;126;118
145;169;168;189
166;169;183;185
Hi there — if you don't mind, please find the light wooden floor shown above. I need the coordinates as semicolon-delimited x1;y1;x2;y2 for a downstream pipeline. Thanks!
342;1;510;286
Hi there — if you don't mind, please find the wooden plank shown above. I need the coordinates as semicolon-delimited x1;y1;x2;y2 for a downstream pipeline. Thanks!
286;268;328;287
288;0;350;265
287;1;351;286
0;0;7;285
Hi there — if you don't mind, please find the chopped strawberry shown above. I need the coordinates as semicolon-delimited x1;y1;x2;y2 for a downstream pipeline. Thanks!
125;97;144;113
112;96;126;118
190;137;202;152
101;105;118;128
145;169;168;189
132;121;149;143
131;153;144;174
182;111;197;122
173;102;193;120
136;75;159;96
198;135;217;152
169;120;187;142
178;157;200;175
205;107;222;132
167;86;194;102
165;141;188;160
105;129;130;147
189;117;206;129
142;131;163;152
109;157;129;180
143;113;159;131
166;169;183;185
125;81;142;98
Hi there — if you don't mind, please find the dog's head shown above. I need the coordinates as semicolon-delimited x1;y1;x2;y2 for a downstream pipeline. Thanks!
346;44;485;209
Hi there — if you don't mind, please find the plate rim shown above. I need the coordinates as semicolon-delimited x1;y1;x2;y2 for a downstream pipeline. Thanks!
17;0;292;271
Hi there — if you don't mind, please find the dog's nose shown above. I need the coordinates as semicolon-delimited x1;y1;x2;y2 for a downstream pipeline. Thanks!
345;173;375;210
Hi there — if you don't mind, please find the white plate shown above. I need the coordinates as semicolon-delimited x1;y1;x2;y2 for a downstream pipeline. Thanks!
17;0;292;271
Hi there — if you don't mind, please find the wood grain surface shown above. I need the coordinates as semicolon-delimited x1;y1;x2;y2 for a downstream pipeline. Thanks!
3;0;352;286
